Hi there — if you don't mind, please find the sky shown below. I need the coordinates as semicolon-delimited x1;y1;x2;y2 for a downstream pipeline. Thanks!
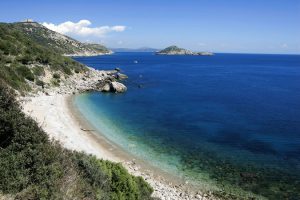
0;0;300;54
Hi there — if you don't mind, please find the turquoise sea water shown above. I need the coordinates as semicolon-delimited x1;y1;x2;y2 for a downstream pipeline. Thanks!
74;53;300;199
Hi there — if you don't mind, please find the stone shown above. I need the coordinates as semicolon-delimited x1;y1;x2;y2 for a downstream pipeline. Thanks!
116;73;128;80
101;83;111;92
110;81;127;93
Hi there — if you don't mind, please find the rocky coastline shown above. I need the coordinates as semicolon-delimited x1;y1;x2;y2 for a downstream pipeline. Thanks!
63;51;113;57
26;67;127;96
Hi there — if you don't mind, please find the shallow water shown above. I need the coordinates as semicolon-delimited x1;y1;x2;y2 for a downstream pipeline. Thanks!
74;53;300;199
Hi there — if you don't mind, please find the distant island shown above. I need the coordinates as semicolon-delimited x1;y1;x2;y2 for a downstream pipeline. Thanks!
156;45;214;56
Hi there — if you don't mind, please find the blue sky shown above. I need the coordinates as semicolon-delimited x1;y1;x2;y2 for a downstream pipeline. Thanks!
0;0;300;54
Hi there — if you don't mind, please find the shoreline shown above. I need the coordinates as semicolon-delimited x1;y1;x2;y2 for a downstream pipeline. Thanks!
22;93;214;200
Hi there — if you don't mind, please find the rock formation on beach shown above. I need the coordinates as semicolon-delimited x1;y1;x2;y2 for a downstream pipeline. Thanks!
22;66;128;95
156;45;214;56
99;80;127;93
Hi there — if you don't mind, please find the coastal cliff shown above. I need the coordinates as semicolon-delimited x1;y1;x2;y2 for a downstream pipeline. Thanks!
156;45;213;56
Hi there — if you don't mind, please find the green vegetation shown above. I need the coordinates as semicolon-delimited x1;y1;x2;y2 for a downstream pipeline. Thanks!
158;45;186;53
0;82;154;199
52;73;61;79
85;43;112;54
0;22;87;91
35;79;45;87
12;22;111;55
0;64;30;91
32;66;45;76
16;65;34;82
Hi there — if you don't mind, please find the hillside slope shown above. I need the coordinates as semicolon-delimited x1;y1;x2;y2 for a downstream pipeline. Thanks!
0;22;88;91
12;22;112;56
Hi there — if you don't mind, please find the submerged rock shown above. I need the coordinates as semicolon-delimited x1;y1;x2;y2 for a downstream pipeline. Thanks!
116;73;128;80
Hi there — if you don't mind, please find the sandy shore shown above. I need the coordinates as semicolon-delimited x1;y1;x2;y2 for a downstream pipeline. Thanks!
21;93;214;200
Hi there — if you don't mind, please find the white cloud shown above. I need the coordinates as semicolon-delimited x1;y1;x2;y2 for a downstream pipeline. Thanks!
42;20;126;38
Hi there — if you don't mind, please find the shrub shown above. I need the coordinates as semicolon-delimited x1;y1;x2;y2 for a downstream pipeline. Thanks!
17;54;33;65
35;79;44;87
51;78;60;87
16;65;34;82
52;73;60;79
32;66;45;76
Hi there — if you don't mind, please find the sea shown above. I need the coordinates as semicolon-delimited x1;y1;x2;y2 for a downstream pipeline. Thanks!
73;52;300;199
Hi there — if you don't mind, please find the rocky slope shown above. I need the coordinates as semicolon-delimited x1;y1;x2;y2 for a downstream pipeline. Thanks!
156;45;213;56
28;67;127;95
0;22;124;94
12;22;112;56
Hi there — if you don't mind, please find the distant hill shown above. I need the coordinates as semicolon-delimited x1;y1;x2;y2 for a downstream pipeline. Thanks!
85;43;113;54
156;45;213;56
111;47;159;52
12;22;112;56
156;45;193;55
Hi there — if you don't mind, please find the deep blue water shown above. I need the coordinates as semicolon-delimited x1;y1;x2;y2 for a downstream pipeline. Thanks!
74;53;300;198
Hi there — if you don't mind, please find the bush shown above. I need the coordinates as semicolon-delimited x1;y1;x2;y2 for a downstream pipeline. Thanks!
52;73;60;79
51;78;60;87
35;79;44;87
73;153;153;200
32;66;45;76
16;65;34;82
17;54;33;65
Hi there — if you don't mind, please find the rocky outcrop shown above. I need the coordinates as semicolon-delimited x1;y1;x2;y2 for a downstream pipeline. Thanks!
29;67;127;95
110;81;127;93
115;73;128;80
97;80;127;93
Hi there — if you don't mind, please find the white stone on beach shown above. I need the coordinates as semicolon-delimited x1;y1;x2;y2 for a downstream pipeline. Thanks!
110;81;127;93
102;83;111;92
